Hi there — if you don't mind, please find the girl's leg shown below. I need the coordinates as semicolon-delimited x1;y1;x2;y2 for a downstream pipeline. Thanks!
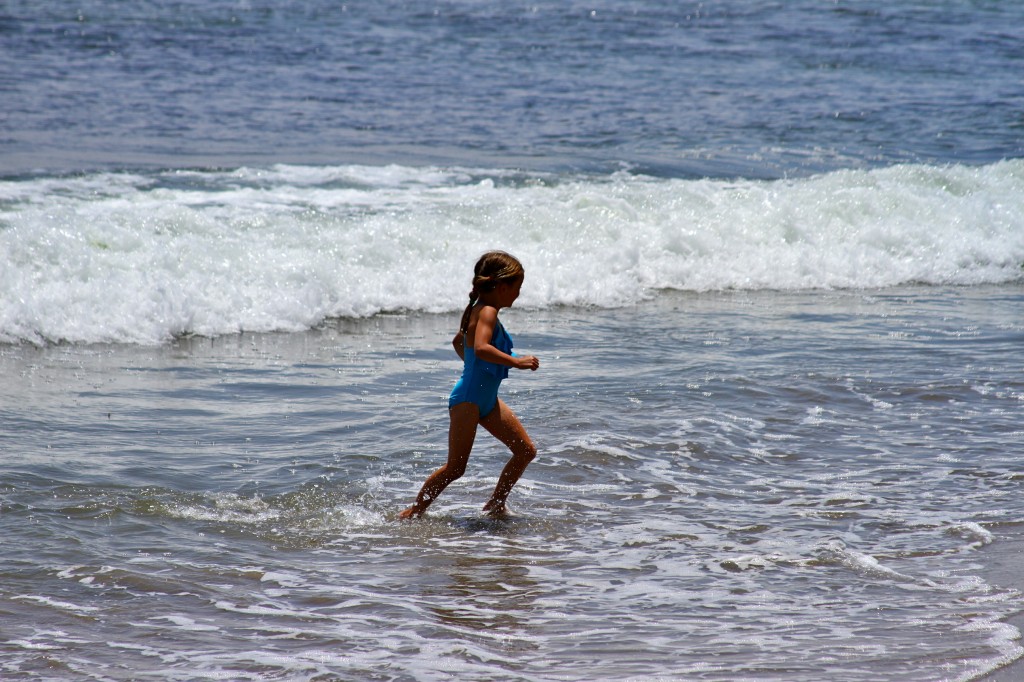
399;403;479;519
480;398;537;515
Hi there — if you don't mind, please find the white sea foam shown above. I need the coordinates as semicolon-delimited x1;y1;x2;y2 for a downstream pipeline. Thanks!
165;493;281;524
2;160;1022;345
14;595;101;615
949;522;996;547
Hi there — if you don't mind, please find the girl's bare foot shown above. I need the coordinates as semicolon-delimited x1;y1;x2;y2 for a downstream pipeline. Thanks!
482;499;507;517
398;506;421;520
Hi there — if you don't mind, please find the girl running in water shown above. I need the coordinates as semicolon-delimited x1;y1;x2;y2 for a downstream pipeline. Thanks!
399;251;539;519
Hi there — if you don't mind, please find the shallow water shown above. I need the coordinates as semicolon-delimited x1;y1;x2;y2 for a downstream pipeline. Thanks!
2;286;1023;680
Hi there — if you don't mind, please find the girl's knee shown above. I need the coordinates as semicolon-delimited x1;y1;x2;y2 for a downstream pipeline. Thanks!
517;440;537;463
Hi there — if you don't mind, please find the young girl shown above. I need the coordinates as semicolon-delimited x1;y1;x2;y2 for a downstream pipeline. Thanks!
399;251;540;519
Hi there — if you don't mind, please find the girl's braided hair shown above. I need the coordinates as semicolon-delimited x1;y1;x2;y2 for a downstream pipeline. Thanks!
459;251;525;335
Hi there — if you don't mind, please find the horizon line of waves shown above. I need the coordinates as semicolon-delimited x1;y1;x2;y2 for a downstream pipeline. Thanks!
2;159;1022;345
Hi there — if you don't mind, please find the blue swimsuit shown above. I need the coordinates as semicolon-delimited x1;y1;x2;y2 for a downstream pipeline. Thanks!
448;321;514;418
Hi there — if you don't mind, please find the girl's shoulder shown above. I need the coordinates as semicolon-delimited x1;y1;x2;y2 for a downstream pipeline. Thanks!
468;303;499;323
467;304;501;339
474;303;500;320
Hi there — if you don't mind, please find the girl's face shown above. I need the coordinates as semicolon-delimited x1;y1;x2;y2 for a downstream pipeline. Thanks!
496;277;523;307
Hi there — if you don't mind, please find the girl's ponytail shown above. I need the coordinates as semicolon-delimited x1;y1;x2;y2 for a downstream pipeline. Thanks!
459;289;478;335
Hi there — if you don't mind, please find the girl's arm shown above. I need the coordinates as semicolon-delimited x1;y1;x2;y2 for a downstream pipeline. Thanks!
452;331;465;360
473;306;539;371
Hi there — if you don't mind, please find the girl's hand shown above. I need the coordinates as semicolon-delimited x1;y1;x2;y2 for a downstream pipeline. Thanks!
516;355;540;371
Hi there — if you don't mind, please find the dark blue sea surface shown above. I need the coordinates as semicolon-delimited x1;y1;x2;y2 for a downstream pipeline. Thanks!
2;0;1022;177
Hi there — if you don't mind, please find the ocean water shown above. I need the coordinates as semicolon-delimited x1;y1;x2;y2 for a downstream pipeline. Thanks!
3;291;1024;681
3;1;1024;680
3;0;1023;177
